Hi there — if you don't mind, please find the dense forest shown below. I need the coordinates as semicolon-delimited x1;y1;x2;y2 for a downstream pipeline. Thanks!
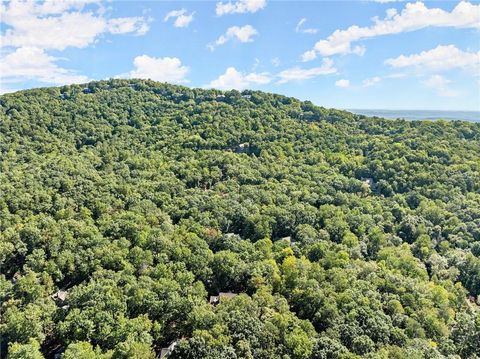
0;79;479;359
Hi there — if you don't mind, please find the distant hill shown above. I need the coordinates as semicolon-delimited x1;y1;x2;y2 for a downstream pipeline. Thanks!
1;79;479;359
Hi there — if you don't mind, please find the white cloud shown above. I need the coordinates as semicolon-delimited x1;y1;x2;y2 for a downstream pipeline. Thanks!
302;45;364;61
244;72;271;84
296;18;307;32
209;25;258;50
385;8;398;18
331;73;403;88
0;87;20;95
164;9;185;21
2;11;106;50
362;76;381;87
277;58;337;83
0;0;151;51
422;74;459;97
208;67;271;90
303;1;480;59
0;46;89;85
35;0;99;14
295;18;318;34
0;0;150;87
174;13;194;28
164;9;194;28
271;57;280;67
216;0;266;16
335;79;350;88
301;50;317;62
125;55;189;84
208;59;338;89
385;45;480;72
108;17;151;35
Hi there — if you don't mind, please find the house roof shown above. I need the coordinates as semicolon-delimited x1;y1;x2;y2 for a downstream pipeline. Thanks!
51;290;68;301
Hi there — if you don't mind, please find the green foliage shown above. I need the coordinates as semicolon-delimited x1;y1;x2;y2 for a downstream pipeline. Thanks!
8;339;44;359
0;79;479;358
62;342;103;359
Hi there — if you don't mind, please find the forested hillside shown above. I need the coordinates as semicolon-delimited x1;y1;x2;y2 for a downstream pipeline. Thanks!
1;79;479;359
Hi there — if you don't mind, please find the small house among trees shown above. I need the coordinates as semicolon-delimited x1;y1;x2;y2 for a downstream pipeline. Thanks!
235;143;249;153
281;236;292;243
51;290;68;302
160;341;178;358
361;177;375;189
209;292;238;305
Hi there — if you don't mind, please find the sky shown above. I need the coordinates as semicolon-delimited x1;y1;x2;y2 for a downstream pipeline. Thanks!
1;0;479;111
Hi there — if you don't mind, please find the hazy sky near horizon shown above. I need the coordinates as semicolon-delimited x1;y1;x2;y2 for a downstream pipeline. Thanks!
1;0;479;110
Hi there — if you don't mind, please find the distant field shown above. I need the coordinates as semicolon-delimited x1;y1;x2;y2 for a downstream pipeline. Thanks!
349;109;480;122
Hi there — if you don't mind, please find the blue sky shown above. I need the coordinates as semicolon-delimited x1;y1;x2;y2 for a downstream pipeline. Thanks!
1;0;479;110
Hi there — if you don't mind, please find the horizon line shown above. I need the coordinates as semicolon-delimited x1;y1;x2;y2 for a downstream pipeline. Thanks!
347;108;480;113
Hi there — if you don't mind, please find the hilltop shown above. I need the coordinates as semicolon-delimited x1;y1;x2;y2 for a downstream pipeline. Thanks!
1;79;479;358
